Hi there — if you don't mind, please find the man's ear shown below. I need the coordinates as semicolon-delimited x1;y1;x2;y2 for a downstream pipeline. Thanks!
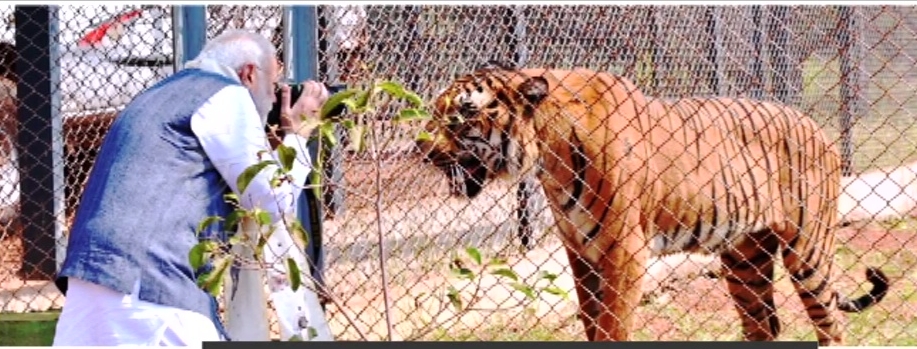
238;63;257;86
518;76;548;106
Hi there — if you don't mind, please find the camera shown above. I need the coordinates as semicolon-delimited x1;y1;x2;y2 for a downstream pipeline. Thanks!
265;82;347;134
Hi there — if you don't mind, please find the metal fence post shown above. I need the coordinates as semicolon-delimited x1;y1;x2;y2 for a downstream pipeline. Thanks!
705;6;725;96
504;5;538;251
769;5;801;107
14;5;64;280
284;4;327;293
172;5;206;67
838;5;865;177
316;6;347;222
749;5;766;100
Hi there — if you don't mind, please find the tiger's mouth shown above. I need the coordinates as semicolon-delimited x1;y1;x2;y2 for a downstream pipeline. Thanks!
446;154;489;198
423;148;489;199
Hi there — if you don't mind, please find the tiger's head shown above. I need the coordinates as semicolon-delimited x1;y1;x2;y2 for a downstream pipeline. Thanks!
416;62;550;198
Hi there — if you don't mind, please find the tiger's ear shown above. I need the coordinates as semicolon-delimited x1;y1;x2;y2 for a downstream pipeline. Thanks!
518;76;548;106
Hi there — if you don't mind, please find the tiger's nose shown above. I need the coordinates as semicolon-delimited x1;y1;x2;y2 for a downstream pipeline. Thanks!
422;147;457;168
459;101;477;115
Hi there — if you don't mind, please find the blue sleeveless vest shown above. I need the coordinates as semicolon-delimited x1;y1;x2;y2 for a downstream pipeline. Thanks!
56;68;241;340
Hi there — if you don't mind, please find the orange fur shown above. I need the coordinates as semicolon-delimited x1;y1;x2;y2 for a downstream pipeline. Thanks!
417;66;889;344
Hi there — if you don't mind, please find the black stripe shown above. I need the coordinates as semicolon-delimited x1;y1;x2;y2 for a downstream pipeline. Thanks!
562;134;588;211
585;197;613;242
687;212;702;251
797;278;829;302
725;274;771;288
602;237;619;258
582;174;605;213
730;288;758;305
781;234;800;258
723;250;773;271
499;129;510;171
706;179;719;246
791;268;816;282
720;167;736;248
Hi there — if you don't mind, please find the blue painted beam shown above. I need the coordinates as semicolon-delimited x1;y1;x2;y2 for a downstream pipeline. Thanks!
170;5;206;70
285;5;328;297
14;5;64;280
181;6;207;64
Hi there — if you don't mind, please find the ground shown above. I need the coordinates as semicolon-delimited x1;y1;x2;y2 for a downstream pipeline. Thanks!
2;156;916;344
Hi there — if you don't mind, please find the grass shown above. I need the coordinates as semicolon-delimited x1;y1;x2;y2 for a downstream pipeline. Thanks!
422;238;917;344
800;55;917;173
423;312;585;341
0;311;59;346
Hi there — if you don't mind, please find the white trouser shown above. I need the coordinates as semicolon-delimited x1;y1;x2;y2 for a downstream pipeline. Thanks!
53;278;222;346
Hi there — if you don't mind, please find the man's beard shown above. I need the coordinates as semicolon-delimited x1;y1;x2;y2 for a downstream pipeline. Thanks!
251;83;274;124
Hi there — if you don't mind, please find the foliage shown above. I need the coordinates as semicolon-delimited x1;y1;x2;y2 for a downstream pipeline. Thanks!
188;79;568;341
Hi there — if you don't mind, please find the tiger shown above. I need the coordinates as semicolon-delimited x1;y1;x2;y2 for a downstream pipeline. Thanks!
415;62;889;345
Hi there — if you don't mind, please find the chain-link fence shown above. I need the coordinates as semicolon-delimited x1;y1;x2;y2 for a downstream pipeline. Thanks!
1;4;916;345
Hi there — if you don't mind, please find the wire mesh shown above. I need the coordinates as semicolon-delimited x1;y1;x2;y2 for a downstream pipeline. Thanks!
0;4;915;345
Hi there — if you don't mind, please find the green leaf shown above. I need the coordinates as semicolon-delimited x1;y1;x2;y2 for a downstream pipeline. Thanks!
511;282;536;300
394;108;430;123
270;177;283;188
376;81;423;106
341;118;356;130
227;233;245;246
320;89;359;120
488;257;508;266
237;160;275;195
288;220;310;248
196;216;224;236
319;122;337;147
224;209;247;232
286;257;303;292
489;268;519;282
223;192;240;206
347;125;366;153
307;327;318;340
375;81;407;97
198;255;233;297
188;240;220;271
446;286;463;311
255;225;278;263
450;266;475;280
253;209;272;227
404;92;424;108
538;271;560;282
288;335;304;342
464;247;482;266
309;169;323;199
350;90;373;112
415;130;434;142
541;285;570;300
277;143;297;173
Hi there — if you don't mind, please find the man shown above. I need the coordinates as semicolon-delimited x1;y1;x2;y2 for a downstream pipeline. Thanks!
52;29;327;345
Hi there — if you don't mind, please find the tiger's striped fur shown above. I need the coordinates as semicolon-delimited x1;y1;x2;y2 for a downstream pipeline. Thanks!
416;65;889;345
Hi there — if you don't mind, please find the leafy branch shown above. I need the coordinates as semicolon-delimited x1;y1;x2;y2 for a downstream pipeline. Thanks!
188;79;567;341
402;246;571;341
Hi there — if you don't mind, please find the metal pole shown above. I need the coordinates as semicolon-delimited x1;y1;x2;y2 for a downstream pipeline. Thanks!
284;3;328;303
171;6;185;72
838;6;865;176
706;6;725;96
14;5;64;279
174;5;205;67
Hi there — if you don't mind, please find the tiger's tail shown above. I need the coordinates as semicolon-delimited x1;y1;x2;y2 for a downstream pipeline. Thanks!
837;266;889;312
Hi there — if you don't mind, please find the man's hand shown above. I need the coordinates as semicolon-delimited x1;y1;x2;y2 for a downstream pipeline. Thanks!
278;80;330;138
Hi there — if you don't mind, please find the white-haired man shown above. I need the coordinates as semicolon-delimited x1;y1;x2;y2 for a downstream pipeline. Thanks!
52;29;327;345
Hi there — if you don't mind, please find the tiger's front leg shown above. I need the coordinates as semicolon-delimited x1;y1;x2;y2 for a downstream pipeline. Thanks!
592;229;649;341
564;245;602;341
